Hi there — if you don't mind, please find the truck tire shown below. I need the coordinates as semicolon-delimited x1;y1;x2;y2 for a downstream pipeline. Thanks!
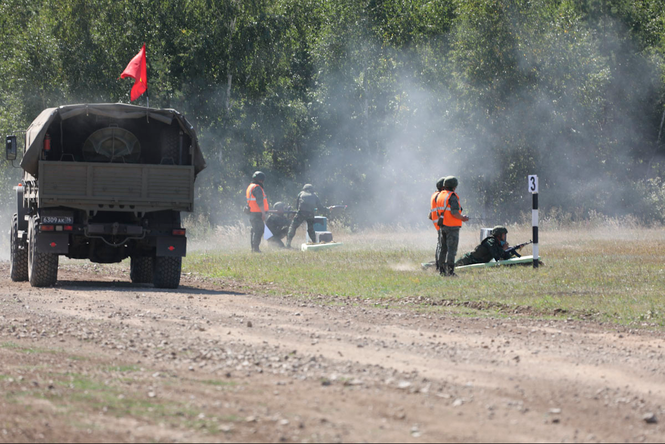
153;256;181;289
10;214;28;282
27;218;59;288
130;256;153;283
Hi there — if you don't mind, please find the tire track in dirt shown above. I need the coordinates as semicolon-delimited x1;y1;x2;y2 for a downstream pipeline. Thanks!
1;263;664;442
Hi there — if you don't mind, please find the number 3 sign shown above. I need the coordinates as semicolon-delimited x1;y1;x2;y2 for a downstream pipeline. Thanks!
528;175;538;193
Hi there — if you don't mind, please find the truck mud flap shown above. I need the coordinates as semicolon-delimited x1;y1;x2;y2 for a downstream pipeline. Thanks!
156;236;187;257
35;233;69;254
16;186;28;231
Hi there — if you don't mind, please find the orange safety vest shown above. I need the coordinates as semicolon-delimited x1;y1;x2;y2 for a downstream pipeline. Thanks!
429;191;441;230
436;190;463;227
246;183;269;213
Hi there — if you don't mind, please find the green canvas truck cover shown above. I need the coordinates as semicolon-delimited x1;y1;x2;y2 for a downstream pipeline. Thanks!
20;103;206;177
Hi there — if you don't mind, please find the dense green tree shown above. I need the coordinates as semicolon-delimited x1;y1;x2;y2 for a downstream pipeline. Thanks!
1;0;664;226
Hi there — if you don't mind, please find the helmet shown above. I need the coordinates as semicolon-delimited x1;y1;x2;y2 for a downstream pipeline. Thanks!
252;171;266;182
491;225;508;237
436;177;446;191
302;184;314;192
443;176;458;189
273;201;286;212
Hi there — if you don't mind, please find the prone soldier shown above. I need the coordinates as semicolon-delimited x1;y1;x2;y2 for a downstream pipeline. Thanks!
456;226;526;266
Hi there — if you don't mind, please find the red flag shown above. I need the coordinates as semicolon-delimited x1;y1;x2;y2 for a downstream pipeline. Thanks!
120;44;147;101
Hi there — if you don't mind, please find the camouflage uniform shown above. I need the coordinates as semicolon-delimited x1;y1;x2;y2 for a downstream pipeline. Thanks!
247;180;266;252
286;185;323;247
437;193;461;272
249;213;264;251
266;212;290;248
431;177;446;273
455;236;512;266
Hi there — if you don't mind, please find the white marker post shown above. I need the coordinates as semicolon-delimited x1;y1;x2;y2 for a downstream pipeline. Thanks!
528;175;539;268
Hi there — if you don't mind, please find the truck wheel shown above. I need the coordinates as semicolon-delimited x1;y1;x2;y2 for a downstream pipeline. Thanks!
153;256;181;289
27;218;58;288
10;214;28;282
130;256;153;283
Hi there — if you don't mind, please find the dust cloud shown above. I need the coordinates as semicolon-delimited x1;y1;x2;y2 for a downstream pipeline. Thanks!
191;13;663;233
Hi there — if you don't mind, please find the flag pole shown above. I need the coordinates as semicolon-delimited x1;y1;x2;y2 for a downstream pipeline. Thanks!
145;43;149;108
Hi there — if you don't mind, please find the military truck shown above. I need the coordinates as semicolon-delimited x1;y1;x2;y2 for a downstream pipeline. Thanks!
6;103;206;288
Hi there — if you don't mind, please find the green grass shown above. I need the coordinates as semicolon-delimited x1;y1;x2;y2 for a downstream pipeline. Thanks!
1;342;60;354
106;365;141;373
49;374;171;418
21;372;229;430
0;354;238;432
183;228;665;326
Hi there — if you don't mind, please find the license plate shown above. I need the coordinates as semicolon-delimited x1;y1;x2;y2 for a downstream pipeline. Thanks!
42;216;74;224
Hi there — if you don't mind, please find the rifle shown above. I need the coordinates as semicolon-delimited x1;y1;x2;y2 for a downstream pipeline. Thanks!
327;205;347;211
504;240;533;258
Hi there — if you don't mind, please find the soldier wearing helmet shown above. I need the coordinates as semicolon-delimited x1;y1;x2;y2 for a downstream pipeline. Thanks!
245;171;269;252
429;177;446;271
455;225;521;266
434;176;470;276
286;184;323;248
266;201;293;248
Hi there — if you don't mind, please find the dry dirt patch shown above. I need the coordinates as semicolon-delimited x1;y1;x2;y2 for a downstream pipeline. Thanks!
1;262;664;442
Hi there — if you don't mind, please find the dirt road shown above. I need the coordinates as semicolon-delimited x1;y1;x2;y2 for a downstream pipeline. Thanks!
1;262;664;442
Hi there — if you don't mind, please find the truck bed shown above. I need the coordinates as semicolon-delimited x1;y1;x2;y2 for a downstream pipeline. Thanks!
36;161;195;212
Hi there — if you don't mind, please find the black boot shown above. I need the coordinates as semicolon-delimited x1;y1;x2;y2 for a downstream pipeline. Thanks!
439;264;448;276
447;264;457;277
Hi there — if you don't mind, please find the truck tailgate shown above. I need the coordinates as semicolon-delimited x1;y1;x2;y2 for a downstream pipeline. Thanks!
38;161;195;212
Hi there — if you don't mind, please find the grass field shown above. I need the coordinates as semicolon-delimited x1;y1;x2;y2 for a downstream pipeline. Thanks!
184;224;665;326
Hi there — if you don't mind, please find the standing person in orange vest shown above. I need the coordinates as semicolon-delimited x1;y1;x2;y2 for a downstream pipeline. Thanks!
245;171;269;253
429;177;446;273
435;176;469;276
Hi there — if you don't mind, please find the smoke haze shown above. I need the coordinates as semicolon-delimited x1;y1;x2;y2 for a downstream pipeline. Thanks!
2;0;664;232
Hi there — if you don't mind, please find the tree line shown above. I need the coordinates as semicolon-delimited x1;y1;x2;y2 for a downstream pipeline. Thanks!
1;0;665;227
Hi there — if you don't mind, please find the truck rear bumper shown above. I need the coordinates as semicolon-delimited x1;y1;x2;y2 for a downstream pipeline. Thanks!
86;223;144;236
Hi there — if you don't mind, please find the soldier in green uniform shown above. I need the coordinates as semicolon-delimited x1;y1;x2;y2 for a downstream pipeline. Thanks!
285;184;323;248
429;177;445;271
436;176;469;277
245;171;268;253
455;226;521;266
265;202;292;248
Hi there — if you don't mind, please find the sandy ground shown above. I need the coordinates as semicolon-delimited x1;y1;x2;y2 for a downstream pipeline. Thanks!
1;262;664;443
